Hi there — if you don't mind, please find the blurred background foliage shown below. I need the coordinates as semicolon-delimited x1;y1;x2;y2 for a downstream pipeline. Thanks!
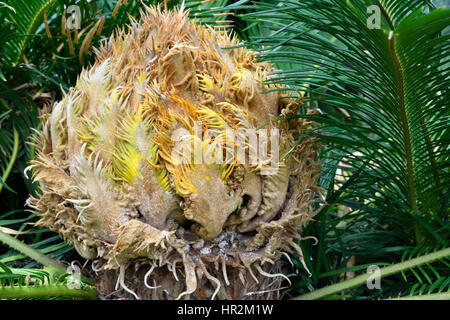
0;0;448;299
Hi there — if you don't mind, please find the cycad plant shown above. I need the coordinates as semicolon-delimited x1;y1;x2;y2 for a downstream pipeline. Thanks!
0;0;449;300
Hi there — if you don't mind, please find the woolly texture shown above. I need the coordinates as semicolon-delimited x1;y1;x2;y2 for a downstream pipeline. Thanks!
26;5;321;299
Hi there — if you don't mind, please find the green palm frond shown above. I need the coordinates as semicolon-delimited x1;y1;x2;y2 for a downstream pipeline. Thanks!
0;261;97;300
0;126;18;194
397;246;450;297
293;247;450;300
1;0;58;66
241;0;449;244
0;230;97;299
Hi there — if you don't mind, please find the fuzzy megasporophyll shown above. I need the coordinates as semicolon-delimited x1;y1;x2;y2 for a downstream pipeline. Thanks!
26;5;321;300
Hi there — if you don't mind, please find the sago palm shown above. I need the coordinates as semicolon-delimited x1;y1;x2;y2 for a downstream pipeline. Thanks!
0;0;448;300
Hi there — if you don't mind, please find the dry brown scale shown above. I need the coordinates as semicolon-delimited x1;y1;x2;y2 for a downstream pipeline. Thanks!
26;5;322;300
